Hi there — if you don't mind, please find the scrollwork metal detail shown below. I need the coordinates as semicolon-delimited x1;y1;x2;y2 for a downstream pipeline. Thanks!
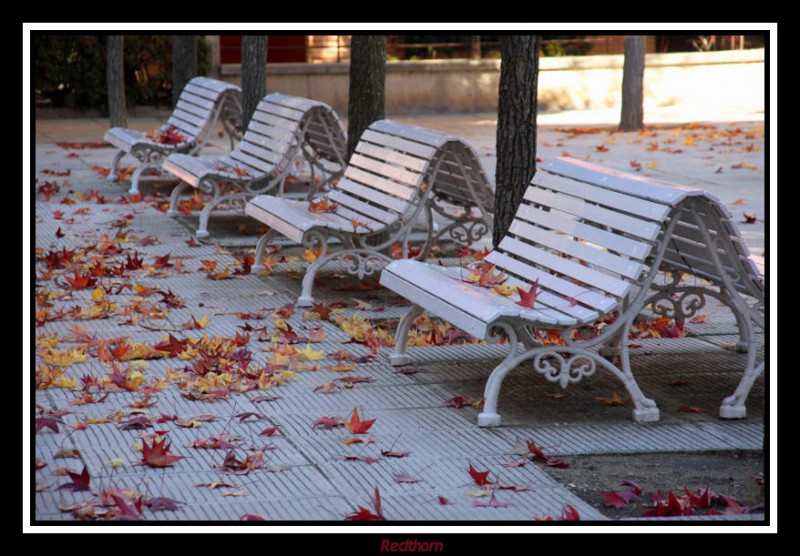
532;351;597;389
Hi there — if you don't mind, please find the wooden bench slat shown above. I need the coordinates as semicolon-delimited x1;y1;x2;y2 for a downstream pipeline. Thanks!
237;141;285;168
179;92;216;111
498;236;630;298
175;99;211;119
370;120;449;147
251;110;300;132
533;172;670;222
183;83;222;101
228;150;279;173
508;220;645;280
344;167;418;201
515;203;650;260
485;251;619;314
335;178;410;214
355;142;429;172
261;101;307;121
246;120;297;144
545;157;700;206
348;153;423;187
327;190;399;225
523;188;661;242
360;129;437;159
242;129;294;157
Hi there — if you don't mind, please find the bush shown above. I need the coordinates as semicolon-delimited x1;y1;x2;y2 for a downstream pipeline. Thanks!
34;35;211;110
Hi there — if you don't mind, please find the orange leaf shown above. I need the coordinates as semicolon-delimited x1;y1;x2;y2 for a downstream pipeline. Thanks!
344;408;375;434
308;197;339;214
515;279;540;309
595;390;629;406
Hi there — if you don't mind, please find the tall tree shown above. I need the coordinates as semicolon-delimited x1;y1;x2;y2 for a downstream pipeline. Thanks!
172;36;198;108
493;35;539;246
241;35;268;128
619;35;646;131
106;35;127;128
346;35;386;160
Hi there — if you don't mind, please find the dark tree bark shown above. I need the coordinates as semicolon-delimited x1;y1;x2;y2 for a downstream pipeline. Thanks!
106;35;127;128
241;35;268;129
493;35;539;247
346;36;386;160
172;35;198;108
619;35;646;131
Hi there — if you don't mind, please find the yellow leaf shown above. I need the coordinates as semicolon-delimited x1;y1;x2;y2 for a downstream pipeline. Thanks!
681;136;695;146
646;161;658;169
39;348;88;367
732;198;747;205
52;376;79;390
91;287;104;301
492;283;517;297
109;458;126;468
35;335;60;349
299;344;325;361
303;247;321;262
330;362;355;373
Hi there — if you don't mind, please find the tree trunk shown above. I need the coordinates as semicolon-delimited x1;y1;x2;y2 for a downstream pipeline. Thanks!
619;35;646;131
172;35;198;108
346;36;386;161
106;35;127;128
493;35;539;247
241;35;268;129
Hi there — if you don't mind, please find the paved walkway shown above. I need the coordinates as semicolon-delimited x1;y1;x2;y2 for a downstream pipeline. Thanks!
29;108;767;525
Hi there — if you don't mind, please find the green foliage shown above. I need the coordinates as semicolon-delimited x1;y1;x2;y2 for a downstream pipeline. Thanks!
34;35;211;110
540;36;592;57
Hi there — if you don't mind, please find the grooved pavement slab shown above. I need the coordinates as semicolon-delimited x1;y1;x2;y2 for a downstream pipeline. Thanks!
30;114;768;525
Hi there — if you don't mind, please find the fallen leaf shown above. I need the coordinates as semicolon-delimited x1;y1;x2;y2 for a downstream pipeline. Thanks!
145;496;184;512
472;492;510;508
139;437;184;467
595;390;629;406
393;471;421;484
468;464;493;487
678;405;708;413
345;408;375;434
344;486;384;521
56;466;91;492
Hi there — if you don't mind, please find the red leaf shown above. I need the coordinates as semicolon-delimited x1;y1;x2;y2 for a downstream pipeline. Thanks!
312;416;345;430
259;427;281;437
678;405;708;413
56;466;91;492
602;490;631;508
468;463;493;487
35;416;63;433
140;437;184;467
545;457;572;469
344;486;385;521
235;412;264;422
620;479;642;495
559;504;580;521
345;408;376;434
515;279;540;309
437;496;450;505
241;514;268;521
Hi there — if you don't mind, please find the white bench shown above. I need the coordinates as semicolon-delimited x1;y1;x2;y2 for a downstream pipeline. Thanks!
162;92;347;238
381;157;765;426
245;119;494;306
104;76;242;195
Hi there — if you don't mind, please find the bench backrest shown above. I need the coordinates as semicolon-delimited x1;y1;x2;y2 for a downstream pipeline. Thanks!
165;77;242;143
484;157;763;319
219;92;346;176
327;119;494;230
546;158;764;300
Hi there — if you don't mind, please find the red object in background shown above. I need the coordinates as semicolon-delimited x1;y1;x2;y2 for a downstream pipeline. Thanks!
219;35;307;63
